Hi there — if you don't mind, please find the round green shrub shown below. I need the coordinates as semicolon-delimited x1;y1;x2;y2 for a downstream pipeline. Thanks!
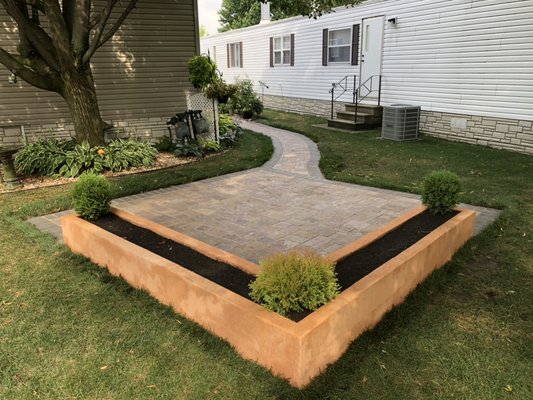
72;173;111;220
421;170;461;214
227;80;263;119
188;55;218;89
249;250;340;316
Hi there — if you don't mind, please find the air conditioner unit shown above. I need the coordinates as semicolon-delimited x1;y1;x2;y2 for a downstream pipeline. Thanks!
381;104;421;141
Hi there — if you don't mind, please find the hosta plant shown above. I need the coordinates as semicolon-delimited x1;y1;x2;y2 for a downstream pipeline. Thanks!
14;138;158;178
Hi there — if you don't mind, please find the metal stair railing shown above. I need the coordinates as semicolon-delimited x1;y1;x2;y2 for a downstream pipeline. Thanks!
353;75;382;126
329;75;356;119
329;75;382;125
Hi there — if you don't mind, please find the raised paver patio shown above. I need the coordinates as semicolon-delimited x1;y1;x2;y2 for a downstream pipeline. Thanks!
29;121;500;263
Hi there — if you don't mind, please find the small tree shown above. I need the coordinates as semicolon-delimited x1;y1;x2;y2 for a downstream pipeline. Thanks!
0;0;140;146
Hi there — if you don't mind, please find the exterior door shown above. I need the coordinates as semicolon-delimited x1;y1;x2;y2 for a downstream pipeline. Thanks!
359;16;384;98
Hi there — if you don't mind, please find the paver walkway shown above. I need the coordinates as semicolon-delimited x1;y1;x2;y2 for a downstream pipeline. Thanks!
30;121;500;263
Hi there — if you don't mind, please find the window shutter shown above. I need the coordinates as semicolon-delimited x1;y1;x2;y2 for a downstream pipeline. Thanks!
239;41;243;68
227;43;230;68
269;37;274;67
290;33;295;66
322;29;328;66
351;24;360;65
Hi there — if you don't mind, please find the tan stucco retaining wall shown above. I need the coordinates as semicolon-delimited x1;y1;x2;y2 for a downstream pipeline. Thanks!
61;205;475;387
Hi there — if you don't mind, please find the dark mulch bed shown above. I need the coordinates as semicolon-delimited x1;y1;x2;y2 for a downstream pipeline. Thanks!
92;209;457;322
93;215;254;299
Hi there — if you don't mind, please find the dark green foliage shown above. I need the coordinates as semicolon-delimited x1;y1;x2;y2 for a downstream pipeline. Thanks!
249;250;340;315
14;138;158;178
227;80;263;119
71;173;111;220
101;139;158;172
154;136;177;152
198;138;222;153
204;80;237;103
14;138;76;176
422;170;462;214
219;0;359;32
59;140;101;177
174;141;206;158
219;114;242;147
174;138;222;158
188;55;218;89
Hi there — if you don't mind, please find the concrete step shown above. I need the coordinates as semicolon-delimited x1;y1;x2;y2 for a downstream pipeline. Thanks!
343;104;383;116
327;118;382;131
336;111;382;124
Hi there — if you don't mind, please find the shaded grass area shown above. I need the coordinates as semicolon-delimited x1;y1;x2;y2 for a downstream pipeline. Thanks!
1;121;532;399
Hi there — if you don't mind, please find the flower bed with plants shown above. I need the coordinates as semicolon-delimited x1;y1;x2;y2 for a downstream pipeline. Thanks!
61;171;476;387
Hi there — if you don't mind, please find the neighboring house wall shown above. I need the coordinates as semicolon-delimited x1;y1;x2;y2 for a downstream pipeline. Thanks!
201;0;533;154
0;0;199;146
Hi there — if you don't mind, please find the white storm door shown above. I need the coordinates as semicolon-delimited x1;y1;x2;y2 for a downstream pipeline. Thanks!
359;16;384;98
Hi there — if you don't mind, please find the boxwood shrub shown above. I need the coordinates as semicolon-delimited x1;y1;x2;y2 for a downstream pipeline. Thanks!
71;173;111;220
422;170;461;214
249;250;340;316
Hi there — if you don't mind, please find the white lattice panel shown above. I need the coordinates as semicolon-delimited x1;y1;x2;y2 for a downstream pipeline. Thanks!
186;91;219;142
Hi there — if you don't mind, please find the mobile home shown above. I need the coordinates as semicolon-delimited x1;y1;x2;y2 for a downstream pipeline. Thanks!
201;0;533;154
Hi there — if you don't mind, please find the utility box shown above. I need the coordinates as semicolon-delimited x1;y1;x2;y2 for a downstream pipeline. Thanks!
381;104;421;141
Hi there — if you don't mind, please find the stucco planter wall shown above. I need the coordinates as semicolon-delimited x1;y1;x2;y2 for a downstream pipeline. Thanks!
61;205;476;388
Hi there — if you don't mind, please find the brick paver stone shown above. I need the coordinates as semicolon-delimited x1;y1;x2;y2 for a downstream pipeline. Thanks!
29;121;500;262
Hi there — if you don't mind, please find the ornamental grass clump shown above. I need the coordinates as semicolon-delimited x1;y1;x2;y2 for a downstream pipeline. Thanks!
249;250;340;316
422;170;461;214
72;173;111;220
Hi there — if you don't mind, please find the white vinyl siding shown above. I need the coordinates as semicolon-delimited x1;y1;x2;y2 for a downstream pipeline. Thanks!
328;28;351;63
201;0;533;122
0;0;198;126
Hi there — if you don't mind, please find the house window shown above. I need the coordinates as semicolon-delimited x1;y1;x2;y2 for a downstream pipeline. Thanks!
328;28;351;63
273;35;291;65
228;42;242;68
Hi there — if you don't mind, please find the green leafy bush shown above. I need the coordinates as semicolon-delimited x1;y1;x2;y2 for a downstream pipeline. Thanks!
14;138;158;178
198;137;221;153
15;138;75;176
422;170;461;214
249;250;340;316
71;173;111;220
154;135;177;152
101;139;158;172
218;114;242;147
188;55;218;89
204;79;237;103
59;140;101;177
227;80;263;119
174;141;205;158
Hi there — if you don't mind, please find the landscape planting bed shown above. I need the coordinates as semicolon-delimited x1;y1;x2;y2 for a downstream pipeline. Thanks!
61;205;475;387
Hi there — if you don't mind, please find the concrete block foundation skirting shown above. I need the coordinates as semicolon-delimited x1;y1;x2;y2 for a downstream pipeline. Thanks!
61;205;475;388
262;95;533;155
0;117;169;147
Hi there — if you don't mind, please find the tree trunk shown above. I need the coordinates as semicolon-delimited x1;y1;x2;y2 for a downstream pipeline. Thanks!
61;65;106;146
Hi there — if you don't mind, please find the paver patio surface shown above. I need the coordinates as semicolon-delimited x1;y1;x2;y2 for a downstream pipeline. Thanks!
30;121;500;263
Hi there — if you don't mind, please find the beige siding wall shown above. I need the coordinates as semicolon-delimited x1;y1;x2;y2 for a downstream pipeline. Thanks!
0;0;198;135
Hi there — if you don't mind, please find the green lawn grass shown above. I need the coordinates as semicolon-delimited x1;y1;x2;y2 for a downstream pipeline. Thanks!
1;120;532;399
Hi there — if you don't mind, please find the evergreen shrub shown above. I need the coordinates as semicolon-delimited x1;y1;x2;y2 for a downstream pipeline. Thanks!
249;250;340;316
422;170;461;214
71;173;111;220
